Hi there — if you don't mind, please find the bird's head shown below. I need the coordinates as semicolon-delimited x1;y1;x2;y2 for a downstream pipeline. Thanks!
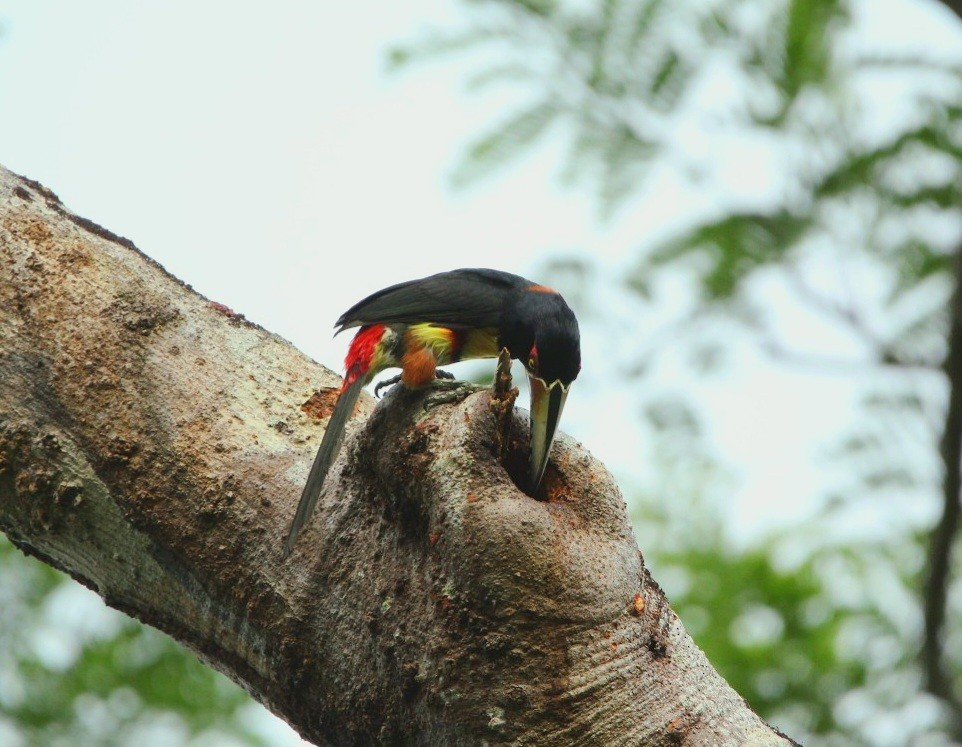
500;287;581;489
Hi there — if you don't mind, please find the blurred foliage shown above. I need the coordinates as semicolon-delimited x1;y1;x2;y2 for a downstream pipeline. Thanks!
0;538;270;747
395;0;962;744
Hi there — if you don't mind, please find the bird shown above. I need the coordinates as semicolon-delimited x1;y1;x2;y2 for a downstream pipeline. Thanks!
283;268;581;555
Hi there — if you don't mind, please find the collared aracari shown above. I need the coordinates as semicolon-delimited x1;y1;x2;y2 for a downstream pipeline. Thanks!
283;268;581;554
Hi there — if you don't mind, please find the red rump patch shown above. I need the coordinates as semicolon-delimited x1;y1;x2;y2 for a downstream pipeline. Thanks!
451;329;466;359
343;324;386;390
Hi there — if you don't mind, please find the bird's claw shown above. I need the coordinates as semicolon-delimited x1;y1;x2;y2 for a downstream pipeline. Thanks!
375;369;458;399
374;374;402;399
422;380;486;411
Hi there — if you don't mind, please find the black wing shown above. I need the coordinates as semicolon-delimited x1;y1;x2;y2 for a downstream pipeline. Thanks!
335;268;531;332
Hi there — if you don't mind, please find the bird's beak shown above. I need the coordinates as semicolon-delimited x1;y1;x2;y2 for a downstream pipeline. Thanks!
528;375;569;489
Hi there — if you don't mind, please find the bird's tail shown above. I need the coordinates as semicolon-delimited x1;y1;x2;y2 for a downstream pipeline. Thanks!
283;377;365;556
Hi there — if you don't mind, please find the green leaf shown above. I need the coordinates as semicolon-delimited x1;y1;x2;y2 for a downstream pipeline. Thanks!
386;28;506;71
450;100;559;186
597;125;657;217
780;0;844;98
651;211;810;300
512;0;558;18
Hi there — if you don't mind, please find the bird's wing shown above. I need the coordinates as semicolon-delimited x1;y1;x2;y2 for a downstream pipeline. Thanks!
335;268;531;332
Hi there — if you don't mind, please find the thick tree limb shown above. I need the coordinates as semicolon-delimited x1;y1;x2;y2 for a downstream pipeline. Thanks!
0;165;794;746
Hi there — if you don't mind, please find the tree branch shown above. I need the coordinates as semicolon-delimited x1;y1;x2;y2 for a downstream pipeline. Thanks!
0;166;794;746
924;244;962;731
924;0;962;730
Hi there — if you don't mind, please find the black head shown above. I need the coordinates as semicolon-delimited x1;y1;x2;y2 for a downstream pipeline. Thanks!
499;288;581;386
499;286;580;488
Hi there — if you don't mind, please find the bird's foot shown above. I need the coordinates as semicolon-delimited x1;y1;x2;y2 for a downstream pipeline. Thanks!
374;374;402;399
374;369;459;399
422;378;486;410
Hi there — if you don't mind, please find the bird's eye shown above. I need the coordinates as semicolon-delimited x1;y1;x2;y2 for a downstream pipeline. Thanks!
528;356;537;370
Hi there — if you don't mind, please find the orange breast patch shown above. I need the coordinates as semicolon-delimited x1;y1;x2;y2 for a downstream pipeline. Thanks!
401;346;438;389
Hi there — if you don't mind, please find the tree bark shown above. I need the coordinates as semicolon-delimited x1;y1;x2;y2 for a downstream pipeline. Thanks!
0;165;795;746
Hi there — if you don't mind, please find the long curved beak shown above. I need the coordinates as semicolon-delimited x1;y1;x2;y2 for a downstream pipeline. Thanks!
528;375;569;489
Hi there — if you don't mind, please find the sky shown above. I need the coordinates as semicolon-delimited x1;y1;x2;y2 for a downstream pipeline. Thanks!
0;0;959;742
